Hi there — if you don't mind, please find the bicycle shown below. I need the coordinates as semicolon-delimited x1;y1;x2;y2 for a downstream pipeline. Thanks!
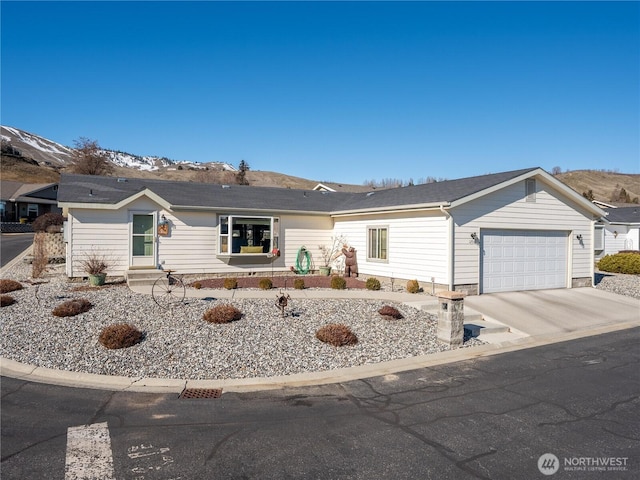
152;269;186;308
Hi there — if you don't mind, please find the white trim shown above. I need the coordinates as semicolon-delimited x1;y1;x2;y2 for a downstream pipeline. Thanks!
312;183;336;192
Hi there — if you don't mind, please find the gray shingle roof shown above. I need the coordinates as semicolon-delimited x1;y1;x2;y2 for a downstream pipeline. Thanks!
58;167;540;213
604;207;640;224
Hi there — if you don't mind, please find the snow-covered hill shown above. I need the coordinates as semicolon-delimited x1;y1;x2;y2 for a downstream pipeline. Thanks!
0;126;236;172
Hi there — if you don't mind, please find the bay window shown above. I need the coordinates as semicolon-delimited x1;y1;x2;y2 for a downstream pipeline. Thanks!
219;215;279;254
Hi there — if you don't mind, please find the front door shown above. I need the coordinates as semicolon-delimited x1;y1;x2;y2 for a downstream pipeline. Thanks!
130;213;156;267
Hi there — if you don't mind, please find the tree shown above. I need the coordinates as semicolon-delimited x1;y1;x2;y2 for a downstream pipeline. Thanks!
551;166;562;175
235;159;250;185
69;137;114;176
582;190;595;201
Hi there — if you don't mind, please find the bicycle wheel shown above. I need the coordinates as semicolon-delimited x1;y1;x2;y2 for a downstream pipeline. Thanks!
152;275;186;308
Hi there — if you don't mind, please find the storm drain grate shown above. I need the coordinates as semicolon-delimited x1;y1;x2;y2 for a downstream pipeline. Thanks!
179;388;223;399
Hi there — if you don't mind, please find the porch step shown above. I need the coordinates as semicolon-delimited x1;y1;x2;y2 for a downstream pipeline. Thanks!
463;320;511;338
417;303;510;338
124;268;166;287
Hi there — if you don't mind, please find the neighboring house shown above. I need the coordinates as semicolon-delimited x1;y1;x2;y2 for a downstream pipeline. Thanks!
595;207;640;258
58;167;605;295
0;180;61;222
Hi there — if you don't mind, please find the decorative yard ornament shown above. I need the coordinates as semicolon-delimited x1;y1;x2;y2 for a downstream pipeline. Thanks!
341;245;359;277
275;290;291;317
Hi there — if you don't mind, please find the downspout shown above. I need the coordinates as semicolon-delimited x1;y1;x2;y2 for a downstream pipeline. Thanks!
440;205;454;291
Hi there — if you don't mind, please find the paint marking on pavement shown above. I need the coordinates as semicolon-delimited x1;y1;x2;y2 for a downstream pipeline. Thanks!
65;422;115;480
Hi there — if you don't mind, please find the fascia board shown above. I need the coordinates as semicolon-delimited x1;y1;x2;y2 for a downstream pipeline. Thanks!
171;205;330;216
330;202;449;217
59;189;172;211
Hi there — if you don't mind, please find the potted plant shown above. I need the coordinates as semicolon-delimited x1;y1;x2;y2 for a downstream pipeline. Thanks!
79;250;111;286
318;236;346;276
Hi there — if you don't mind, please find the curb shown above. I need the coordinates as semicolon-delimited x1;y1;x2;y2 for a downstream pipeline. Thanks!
2;320;638;394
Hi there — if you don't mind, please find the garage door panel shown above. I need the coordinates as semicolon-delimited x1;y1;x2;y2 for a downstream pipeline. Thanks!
482;230;567;293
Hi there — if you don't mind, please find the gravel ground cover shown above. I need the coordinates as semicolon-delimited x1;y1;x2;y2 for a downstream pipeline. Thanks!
595;271;640;299
1;263;482;380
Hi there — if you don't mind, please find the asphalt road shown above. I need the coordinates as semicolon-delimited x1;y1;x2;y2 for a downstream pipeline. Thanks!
2;328;639;479
0;233;33;268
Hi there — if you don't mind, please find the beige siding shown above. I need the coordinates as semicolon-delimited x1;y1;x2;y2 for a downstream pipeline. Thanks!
451;179;596;286
281;215;334;271
334;211;449;283
68;196;333;276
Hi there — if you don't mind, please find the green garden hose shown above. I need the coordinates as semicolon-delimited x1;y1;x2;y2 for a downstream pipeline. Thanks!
295;246;311;275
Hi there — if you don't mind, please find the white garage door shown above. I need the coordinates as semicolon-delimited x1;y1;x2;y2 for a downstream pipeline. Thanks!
481;229;567;294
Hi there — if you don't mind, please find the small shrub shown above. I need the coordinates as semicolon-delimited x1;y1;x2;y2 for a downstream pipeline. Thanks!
203;304;242;324
259;278;273;290
331;276;347;290
597;253;640;275
366;277;381;291
378;305;403;320
192;281;202;289
293;278;305;290
316;323;358;347
32;212;65;233
0;279;23;293
406;279;420;294
0;295;16;307
223;278;238;290
99;323;143;349
52;298;92;317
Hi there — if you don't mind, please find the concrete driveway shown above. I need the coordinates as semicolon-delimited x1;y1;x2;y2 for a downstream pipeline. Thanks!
465;287;640;337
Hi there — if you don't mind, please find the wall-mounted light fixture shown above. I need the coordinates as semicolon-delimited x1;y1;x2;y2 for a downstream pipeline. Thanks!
470;232;478;241
613;231;618;238
576;234;583;241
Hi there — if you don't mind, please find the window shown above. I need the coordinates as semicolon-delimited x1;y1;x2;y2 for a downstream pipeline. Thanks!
525;179;536;202
27;203;39;219
367;226;388;261
594;225;604;251
219;215;279;254
0;201;5;221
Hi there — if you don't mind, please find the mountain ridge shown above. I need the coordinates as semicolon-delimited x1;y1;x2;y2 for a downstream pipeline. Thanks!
1;125;638;202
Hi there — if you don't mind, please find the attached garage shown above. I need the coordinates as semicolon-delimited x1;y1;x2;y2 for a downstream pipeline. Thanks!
481;229;568;294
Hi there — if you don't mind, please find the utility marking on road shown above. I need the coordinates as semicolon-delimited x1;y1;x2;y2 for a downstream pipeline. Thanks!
65;422;115;480
127;443;176;477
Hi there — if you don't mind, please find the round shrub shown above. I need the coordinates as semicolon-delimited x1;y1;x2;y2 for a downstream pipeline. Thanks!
203;304;242;324
259;278;273;290
597;253;640;275
316;323;358;347
378;305;403;319
223;278;238;290
331;276;347;290
406;279;420;294
32;212;65;233
52;298;92;317
99;323;143;349
366;277;381;291
192;281;202;289
0;279;23;294
293;278;305;290
0;295;16;307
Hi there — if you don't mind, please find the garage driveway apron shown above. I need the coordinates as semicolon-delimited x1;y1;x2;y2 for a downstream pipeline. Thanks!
465;287;640;337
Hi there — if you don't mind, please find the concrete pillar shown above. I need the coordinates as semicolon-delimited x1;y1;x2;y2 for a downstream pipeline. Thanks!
436;291;465;347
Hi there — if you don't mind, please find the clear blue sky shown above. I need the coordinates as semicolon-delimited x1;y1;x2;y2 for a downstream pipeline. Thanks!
2;1;638;185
